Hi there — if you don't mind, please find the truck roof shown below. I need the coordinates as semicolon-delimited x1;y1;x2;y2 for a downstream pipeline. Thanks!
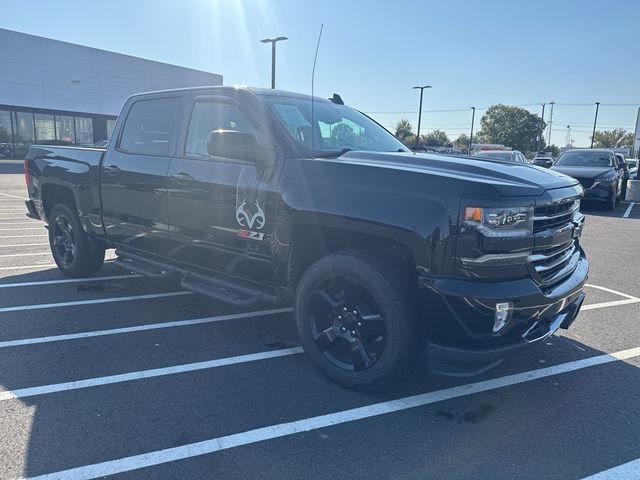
127;85;333;103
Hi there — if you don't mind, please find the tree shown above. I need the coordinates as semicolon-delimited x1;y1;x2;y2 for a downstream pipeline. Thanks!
423;129;451;147
331;123;356;146
475;104;544;153
453;134;470;151
592;128;635;148
394;118;413;141
543;145;560;157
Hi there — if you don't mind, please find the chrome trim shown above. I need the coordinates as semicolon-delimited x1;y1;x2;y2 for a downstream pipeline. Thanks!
533;201;579;221
460;251;530;266
522;313;566;343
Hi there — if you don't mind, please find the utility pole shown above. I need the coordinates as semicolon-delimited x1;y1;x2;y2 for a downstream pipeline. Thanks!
260;36;288;89
591;102;600;148
565;125;571;147
536;103;546;153
412;85;432;147
469;106;476;154
547;101;555;147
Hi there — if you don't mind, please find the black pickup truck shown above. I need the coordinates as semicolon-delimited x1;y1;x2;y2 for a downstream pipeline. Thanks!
25;86;588;388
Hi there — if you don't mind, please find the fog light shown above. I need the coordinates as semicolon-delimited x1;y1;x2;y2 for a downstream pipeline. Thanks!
493;302;513;333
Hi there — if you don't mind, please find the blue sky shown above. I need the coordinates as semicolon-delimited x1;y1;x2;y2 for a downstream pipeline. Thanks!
4;0;639;147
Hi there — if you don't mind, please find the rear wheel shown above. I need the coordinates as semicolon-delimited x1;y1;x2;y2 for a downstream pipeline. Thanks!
295;251;422;389
48;203;105;277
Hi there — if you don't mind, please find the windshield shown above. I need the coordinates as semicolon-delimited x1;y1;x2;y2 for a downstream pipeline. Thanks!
555;151;613;167
260;96;408;156
474;151;513;161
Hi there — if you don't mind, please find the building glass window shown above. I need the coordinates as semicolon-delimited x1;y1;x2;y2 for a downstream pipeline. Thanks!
0;110;12;158
13;112;34;158
75;117;93;145
106;119;117;140
55;115;75;143
34;113;55;142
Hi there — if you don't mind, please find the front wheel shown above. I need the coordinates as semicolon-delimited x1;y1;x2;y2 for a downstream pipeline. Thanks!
48;203;105;278
295;251;423;389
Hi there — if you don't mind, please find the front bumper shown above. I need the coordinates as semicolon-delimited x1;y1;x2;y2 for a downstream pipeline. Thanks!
582;182;616;203
418;253;589;377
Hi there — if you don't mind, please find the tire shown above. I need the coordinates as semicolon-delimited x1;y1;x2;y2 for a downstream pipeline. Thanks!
48;203;105;278
606;190;616;210
295;251;423;389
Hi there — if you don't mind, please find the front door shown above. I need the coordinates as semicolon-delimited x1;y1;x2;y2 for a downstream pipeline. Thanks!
166;96;275;286
100;95;183;257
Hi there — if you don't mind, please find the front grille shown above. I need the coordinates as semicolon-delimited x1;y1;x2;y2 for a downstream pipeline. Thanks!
575;177;594;189
533;199;579;233
531;199;581;292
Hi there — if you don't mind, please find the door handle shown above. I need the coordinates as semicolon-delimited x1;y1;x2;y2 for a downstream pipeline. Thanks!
103;164;121;175
170;172;194;183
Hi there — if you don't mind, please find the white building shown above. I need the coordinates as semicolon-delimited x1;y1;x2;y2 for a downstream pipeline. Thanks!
0;28;222;158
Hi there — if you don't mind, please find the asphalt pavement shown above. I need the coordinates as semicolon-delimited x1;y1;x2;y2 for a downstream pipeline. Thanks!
0;164;639;480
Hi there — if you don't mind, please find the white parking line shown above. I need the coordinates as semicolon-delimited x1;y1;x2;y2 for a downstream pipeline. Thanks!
0;217;31;220
0;222;43;226
0;346;303;402
0;227;45;232
0;263;57;271
0;252;50;258
582;298;640;311
623;202;635;218
0;290;192;313
0;192;27;200
0;243;49;248
586;283;639;300
0;273;140;289
21;346;640;480
0;234;48;239
582;458;640;479
0;307;294;348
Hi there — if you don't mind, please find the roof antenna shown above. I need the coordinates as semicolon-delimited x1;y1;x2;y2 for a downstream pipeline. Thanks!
311;24;324;159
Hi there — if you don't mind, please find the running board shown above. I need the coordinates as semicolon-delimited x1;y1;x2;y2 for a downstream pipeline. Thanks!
114;250;178;279
181;272;277;307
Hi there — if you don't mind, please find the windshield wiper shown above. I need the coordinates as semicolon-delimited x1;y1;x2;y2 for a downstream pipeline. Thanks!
313;148;352;159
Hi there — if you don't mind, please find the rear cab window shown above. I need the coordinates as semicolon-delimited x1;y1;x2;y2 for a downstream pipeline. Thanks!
118;96;182;156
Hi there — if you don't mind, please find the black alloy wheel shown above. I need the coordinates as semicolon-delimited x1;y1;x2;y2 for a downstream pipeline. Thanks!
52;214;77;266
309;277;386;371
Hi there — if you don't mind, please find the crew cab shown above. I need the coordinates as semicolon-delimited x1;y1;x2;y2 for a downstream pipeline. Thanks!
24;86;589;388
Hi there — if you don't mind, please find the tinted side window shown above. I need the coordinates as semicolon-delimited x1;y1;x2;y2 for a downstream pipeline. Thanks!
185;101;256;156
119;97;181;156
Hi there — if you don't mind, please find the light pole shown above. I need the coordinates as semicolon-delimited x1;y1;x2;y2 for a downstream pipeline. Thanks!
260;36;288;89
413;85;431;147
469;107;476;154
591;102;600;148
537;103;546;154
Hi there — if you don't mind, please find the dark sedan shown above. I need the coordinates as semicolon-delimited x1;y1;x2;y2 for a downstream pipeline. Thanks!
551;149;624;210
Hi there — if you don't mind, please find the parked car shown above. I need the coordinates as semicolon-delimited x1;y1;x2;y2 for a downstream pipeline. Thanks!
532;155;554;168
551;149;624;210
615;153;630;199
24;86;588;389
472;149;527;163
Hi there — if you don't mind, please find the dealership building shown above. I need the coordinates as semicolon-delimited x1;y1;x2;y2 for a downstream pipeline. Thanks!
0;28;223;159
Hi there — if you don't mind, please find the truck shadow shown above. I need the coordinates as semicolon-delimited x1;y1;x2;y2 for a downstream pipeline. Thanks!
0;267;637;478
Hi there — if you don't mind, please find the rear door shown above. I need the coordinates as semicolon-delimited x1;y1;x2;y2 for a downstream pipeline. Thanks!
100;94;184;257
165;94;276;286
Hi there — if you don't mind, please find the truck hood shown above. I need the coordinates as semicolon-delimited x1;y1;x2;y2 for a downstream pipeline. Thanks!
550;166;614;179
337;151;579;197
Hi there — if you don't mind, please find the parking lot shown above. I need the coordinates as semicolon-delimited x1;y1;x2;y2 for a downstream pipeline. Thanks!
0;162;639;480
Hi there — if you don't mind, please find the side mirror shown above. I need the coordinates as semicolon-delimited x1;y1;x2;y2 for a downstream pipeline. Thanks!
207;130;274;166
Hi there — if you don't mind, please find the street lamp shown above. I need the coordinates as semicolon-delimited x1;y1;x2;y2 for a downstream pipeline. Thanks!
260;36;288;89
413;85;432;147
469;107;476;154
591;102;600;148
537;103;546;154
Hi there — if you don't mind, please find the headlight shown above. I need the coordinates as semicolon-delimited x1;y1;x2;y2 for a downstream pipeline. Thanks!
463;206;533;237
